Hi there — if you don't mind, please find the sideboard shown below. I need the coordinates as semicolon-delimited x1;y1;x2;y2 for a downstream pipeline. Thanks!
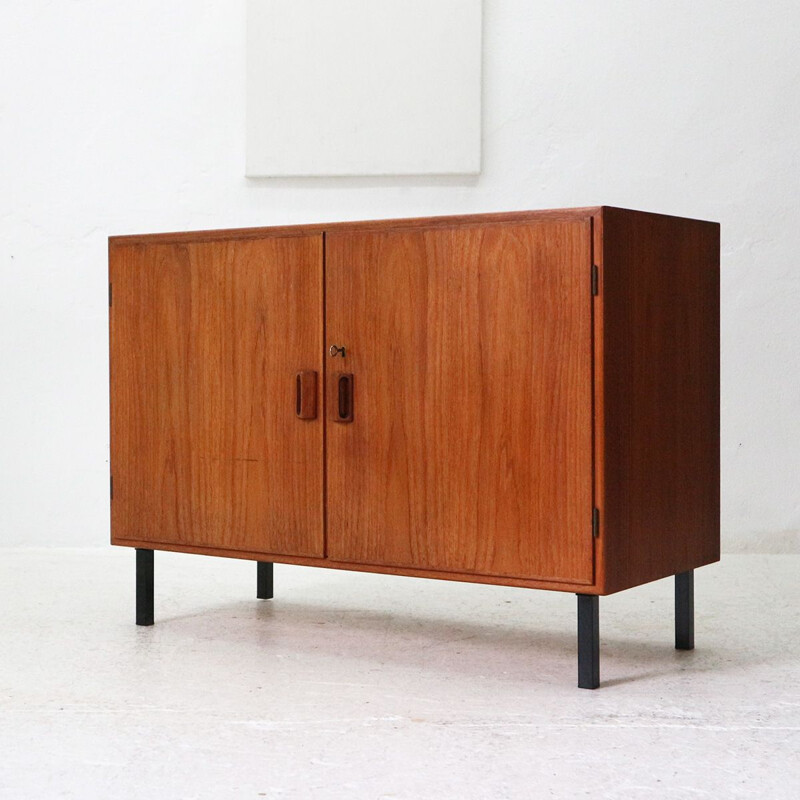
109;206;720;688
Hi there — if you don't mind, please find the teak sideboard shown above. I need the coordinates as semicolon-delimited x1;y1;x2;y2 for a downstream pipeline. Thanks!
109;206;720;688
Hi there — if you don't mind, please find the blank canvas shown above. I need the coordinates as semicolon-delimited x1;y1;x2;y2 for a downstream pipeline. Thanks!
246;0;482;177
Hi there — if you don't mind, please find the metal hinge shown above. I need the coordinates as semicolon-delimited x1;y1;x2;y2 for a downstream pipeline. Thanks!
591;265;599;296
110;475;113;500
109;283;112;307
592;507;599;538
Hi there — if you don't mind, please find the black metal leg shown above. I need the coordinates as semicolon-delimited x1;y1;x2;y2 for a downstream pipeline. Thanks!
577;594;600;689
257;561;273;600
136;548;154;626
675;570;694;650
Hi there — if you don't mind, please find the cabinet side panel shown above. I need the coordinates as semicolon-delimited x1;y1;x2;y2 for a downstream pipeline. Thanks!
599;208;720;593
109;236;325;557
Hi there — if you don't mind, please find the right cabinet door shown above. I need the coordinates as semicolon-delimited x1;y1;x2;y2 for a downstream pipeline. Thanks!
326;220;594;584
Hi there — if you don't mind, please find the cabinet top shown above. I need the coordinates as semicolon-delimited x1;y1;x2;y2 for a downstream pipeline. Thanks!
109;206;719;247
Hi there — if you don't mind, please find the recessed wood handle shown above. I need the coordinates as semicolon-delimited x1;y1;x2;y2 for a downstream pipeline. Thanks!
334;373;354;423
295;371;317;420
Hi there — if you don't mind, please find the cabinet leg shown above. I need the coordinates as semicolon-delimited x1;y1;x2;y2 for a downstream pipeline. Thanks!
577;594;599;689
675;570;694;650
257;561;273;600
136;548;154;626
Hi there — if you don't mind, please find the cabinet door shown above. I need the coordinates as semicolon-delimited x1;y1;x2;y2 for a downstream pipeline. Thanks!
110;235;324;557
326;221;594;583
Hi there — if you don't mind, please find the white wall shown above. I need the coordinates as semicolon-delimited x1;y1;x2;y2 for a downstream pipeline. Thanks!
1;1;798;551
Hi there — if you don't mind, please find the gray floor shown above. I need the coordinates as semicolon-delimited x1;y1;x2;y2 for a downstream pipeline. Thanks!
1;549;798;799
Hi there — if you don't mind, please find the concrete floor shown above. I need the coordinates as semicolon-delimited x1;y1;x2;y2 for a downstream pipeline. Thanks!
1;550;798;799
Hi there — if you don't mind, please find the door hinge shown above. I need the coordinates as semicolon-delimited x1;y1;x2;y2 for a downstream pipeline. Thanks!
110;475;113;500
109;283;112;307
592;507;599;538
591;265;599;296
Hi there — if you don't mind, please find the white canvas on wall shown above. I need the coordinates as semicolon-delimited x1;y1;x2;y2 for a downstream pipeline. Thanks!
246;0;482;177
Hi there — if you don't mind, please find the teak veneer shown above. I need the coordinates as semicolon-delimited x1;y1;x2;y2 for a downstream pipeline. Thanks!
109;206;720;688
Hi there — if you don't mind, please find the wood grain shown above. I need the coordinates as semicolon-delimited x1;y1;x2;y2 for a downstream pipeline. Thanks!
110;235;324;556
596;208;720;593
325;220;595;583
108;206;721;598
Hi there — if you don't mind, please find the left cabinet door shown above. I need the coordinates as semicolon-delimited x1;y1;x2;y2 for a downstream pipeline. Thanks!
110;235;325;557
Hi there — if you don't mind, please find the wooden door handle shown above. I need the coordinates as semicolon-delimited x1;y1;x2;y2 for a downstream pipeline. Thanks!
295;371;317;419
334;373;354;423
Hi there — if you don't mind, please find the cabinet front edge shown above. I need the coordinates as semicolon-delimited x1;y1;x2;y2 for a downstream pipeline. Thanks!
111;539;600;594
